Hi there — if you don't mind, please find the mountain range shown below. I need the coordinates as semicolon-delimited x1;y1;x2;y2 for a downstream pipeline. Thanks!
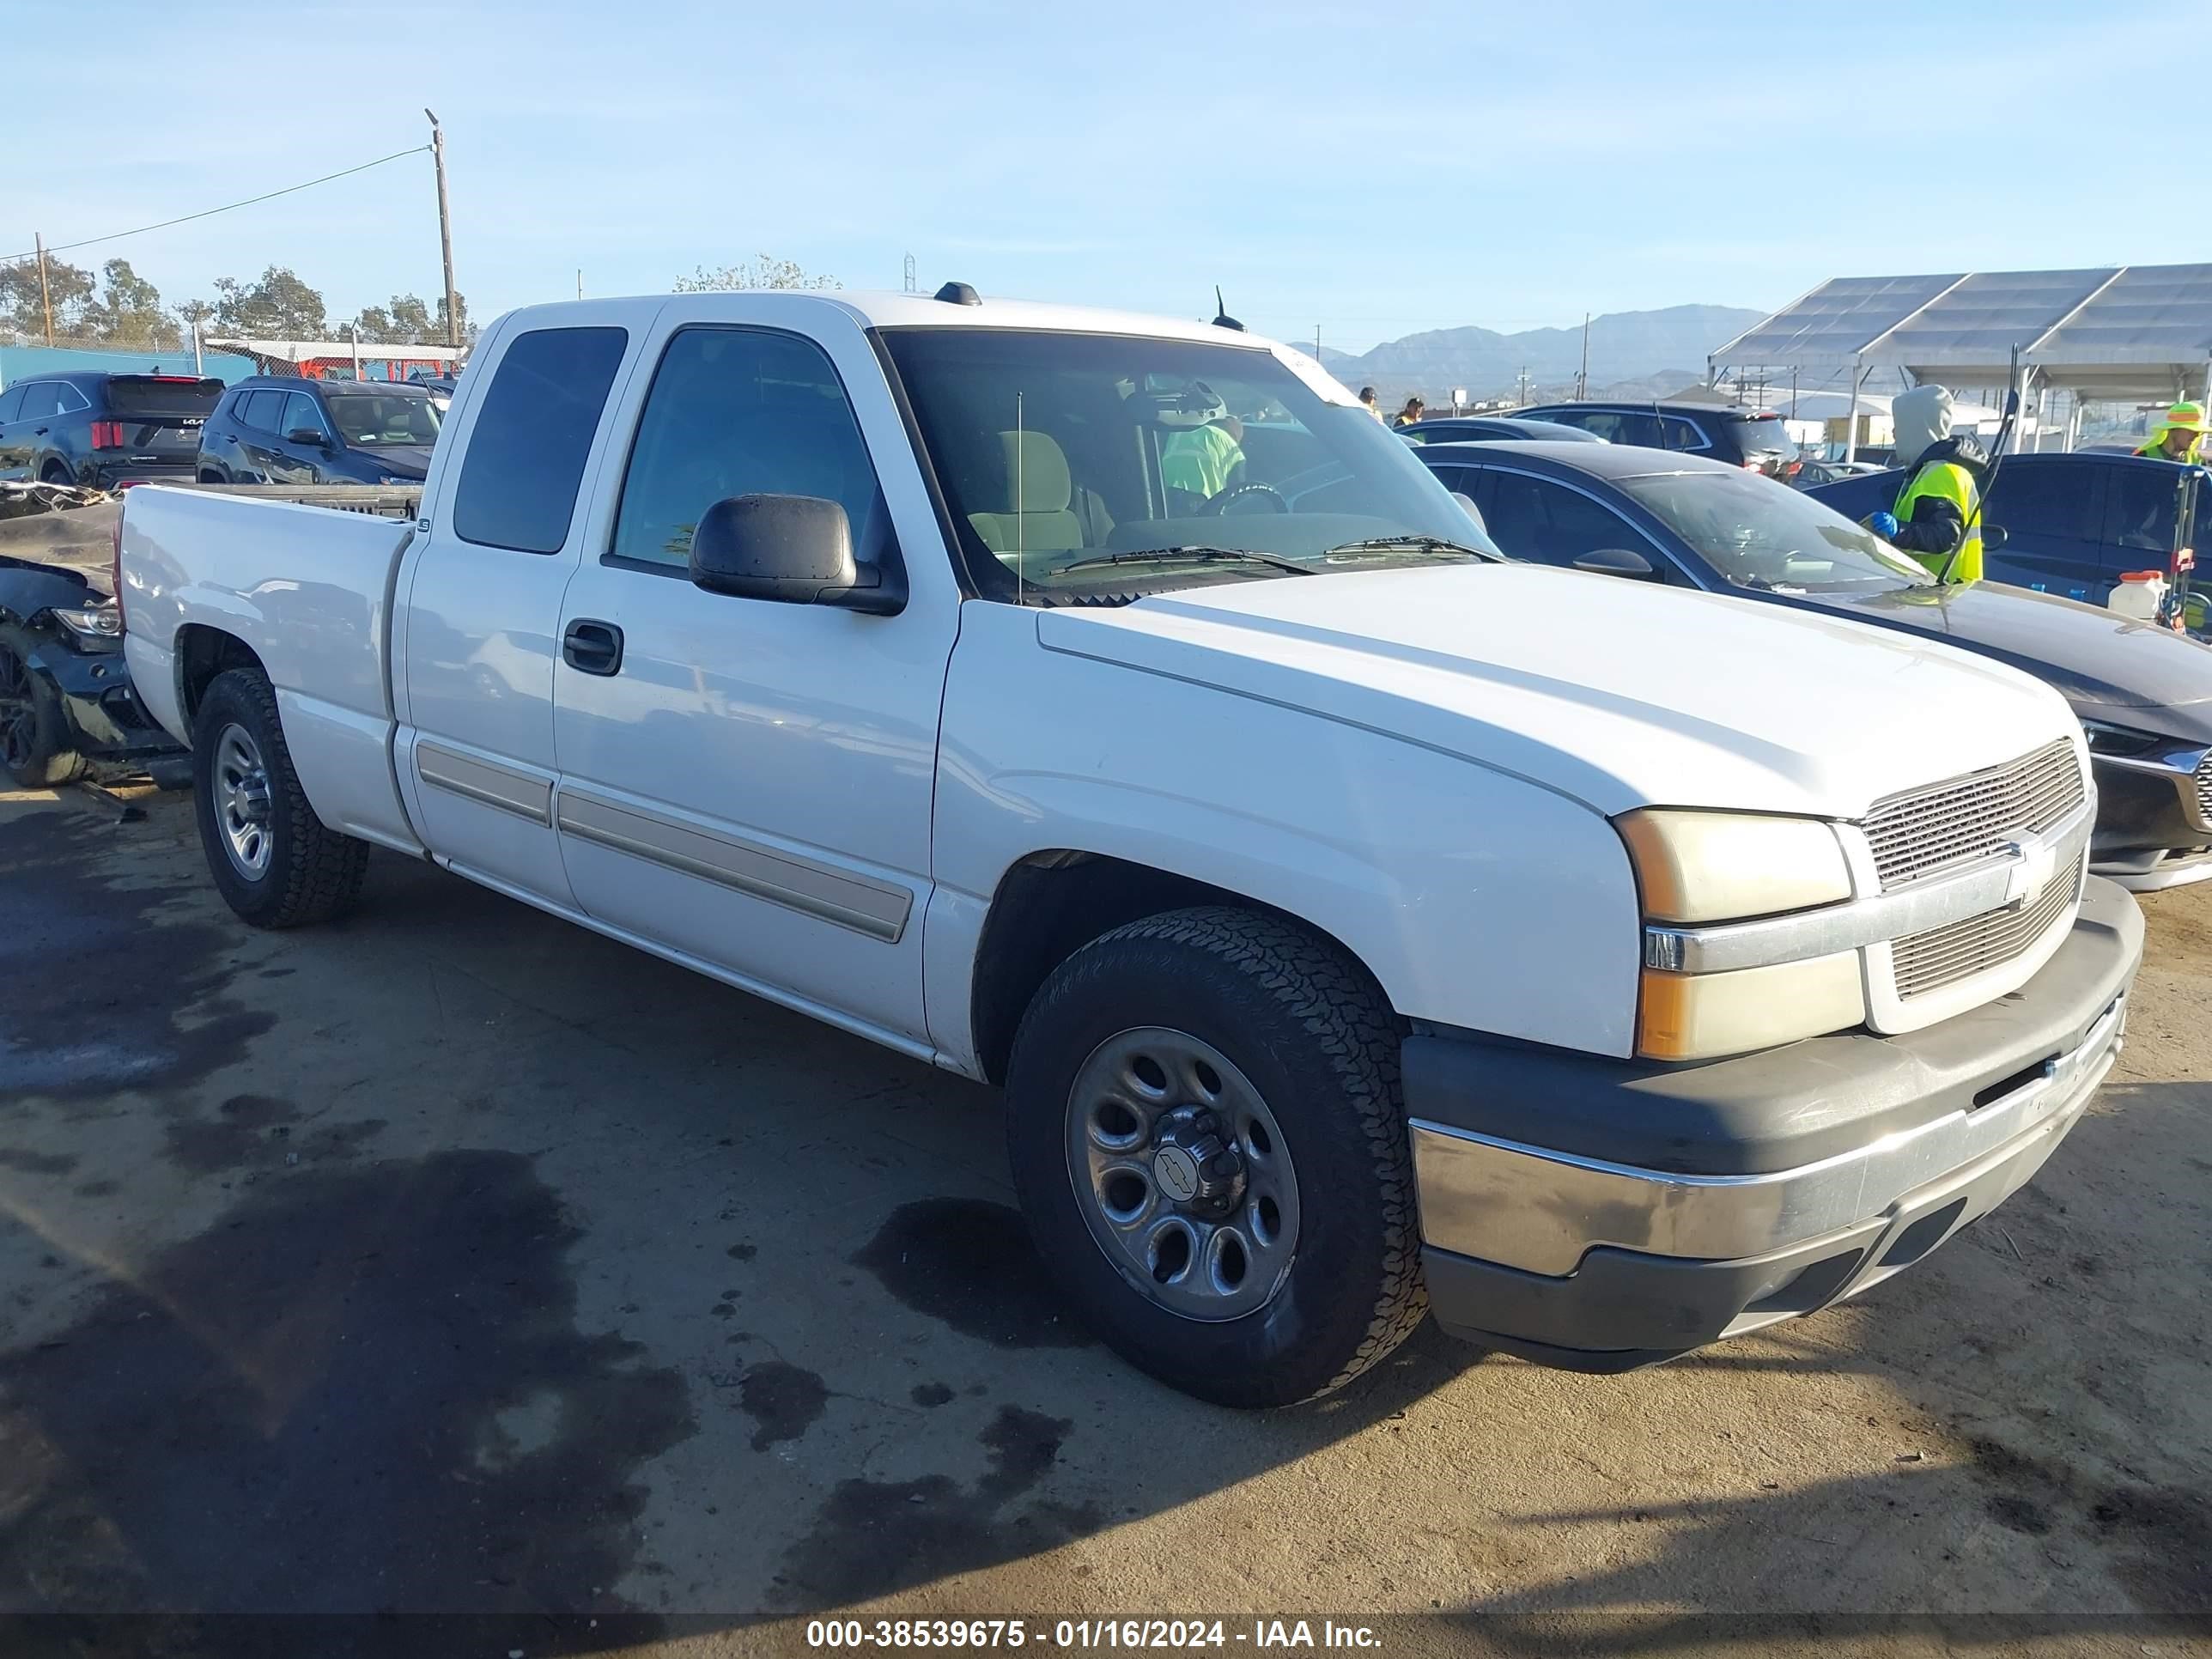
1318;304;1766;405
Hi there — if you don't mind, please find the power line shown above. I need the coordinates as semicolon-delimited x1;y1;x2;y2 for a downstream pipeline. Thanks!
2;145;431;265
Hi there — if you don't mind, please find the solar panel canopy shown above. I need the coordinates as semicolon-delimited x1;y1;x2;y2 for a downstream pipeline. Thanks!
1711;263;2212;398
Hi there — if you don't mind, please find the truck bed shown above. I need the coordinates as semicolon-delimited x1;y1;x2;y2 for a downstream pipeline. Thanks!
120;483;426;854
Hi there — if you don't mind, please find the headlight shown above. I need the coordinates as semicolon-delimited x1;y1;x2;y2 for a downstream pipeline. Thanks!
1615;809;1850;923
52;605;124;645
1617;809;1862;1060
2079;718;2161;758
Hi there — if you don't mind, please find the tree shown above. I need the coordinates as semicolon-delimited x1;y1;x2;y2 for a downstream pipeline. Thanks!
204;265;330;339
672;255;838;293
1;255;95;339
81;258;181;349
350;292;470;346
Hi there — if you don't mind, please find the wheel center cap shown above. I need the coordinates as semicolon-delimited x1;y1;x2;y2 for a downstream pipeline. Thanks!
1152;1144;1202;1203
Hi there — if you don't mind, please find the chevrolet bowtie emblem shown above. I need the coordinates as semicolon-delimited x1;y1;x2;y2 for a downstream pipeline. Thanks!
2001;837;2059;910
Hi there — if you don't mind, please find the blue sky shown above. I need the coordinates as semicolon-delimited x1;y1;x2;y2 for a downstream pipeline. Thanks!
8;1;2203;351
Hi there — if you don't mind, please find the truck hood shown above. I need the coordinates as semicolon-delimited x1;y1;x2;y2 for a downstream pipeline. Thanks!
1780;579;2212;716
1034;563;2079;820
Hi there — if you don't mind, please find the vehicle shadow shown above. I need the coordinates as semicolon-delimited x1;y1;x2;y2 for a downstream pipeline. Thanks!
0;797;2205;1650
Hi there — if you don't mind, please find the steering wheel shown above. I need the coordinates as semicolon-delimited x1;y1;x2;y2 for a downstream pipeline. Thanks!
1203;481;1288;516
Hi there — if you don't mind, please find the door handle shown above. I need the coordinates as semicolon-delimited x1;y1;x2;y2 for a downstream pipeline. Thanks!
562;618;623;677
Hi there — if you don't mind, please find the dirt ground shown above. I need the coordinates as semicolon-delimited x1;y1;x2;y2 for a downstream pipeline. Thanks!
0;782;2206;1656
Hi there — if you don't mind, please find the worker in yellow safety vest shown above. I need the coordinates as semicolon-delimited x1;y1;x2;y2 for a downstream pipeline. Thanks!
1875;384;1992;584
2134;401;2206;463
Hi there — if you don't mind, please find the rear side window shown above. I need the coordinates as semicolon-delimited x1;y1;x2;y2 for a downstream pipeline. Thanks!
1983;460;2098;544
13;383;63;420
241;390;289;431
453;326;629;554
1660;416;1706;450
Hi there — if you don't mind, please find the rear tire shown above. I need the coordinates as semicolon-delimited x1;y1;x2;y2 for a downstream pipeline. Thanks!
1006;906;1425;1408
191;667;369;927
40;460;75;487
0;623;87;788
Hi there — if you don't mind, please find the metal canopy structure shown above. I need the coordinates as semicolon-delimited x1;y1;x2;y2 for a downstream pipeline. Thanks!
1711;262;2212;401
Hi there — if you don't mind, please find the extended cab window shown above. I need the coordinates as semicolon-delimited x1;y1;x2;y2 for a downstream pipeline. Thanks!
453;325;629;555
1984;460;2098;544
2105;465;2187;555
611;327;885;569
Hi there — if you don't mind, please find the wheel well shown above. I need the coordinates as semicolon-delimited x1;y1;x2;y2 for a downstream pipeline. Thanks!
968;851;1385;1085
176;625;267;726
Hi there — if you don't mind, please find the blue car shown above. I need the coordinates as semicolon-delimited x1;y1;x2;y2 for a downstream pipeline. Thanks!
1808;450;2201;612
197;376;442;486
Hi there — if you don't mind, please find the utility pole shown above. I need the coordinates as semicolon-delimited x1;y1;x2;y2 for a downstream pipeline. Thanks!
425;109;460;348
34;233;54;346
1314;325;1322;363
1576;312;1590;400
576;269;584;301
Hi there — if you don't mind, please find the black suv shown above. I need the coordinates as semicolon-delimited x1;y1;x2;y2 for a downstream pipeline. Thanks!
0;370;226;488
1510;400;1795;476
197;376;442;485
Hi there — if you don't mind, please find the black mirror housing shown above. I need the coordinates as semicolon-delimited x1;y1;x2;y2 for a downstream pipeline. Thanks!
1573;546;1658;579
286;428;329;447
689;494;905;615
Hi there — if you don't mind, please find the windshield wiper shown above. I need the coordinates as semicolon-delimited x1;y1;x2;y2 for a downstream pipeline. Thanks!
1054;545;1316;577
1319;535;1502;563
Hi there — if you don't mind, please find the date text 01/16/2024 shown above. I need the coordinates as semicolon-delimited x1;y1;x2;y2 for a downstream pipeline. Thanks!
803;1620;1383;1650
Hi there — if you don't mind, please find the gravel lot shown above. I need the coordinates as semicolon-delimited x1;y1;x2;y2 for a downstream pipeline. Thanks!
1;782;2206;1654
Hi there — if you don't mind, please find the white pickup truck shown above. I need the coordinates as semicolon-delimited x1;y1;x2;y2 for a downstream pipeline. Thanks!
118;288;2142;1407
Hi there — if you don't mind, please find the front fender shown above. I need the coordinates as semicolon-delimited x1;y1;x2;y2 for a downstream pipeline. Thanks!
0;563;98;625
931;606;1644;1060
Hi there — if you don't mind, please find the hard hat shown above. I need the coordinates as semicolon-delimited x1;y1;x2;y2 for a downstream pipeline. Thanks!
2163;401;2205;432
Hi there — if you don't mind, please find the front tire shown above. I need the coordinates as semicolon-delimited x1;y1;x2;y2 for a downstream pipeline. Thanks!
0;623;87;787
191;668;369;927
1006;906;1425;1408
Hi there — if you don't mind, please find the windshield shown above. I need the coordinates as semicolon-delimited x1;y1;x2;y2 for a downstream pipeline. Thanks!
327;392;442;447
1618;470;1933;592
880;329;1497;600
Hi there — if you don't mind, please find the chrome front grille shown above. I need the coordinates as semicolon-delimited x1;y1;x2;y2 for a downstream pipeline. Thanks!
2195;754;2212;831
1891;860;2082;999
1863;740;2086;890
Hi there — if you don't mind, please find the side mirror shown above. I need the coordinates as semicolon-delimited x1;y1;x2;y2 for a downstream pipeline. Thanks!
1573;546;1658;579
286;428;330;448
689;494;906;615
1449;491;1488;533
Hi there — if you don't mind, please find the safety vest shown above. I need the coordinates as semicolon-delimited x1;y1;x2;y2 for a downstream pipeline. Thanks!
1162;424;1243;497
1895;459;1984;583
2135;433;2203;464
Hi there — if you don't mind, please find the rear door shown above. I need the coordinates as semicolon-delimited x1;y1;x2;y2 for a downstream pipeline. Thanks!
4;382;64;477
234;390;300;482
1980;456;2106;600
396;312;647;909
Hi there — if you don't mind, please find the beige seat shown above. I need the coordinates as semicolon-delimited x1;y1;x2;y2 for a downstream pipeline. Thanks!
967;431;1093;567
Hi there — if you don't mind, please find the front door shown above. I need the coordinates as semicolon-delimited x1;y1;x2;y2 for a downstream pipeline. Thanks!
550;315;958;1049
395;312;647;910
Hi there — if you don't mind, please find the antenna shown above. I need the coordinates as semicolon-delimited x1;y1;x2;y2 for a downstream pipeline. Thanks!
1212;286;1244;331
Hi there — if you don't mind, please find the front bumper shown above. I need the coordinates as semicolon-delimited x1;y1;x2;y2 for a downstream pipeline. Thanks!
36;635;182;763
1408;877;2143;1370
2090;749;2212;890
